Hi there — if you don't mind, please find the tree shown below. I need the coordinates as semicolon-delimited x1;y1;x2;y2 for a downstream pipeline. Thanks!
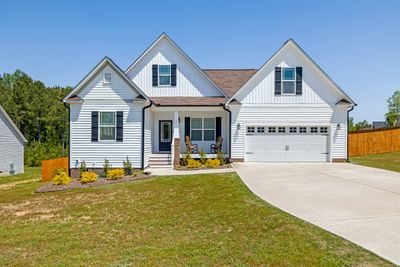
348;117;371;131
386;90;400;127
348;117;356;131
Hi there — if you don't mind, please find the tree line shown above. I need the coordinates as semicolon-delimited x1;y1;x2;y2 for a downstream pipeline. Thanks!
349;90;400;131
0;70;71;166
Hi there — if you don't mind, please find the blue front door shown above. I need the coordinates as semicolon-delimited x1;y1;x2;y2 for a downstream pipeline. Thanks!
159;120;172;152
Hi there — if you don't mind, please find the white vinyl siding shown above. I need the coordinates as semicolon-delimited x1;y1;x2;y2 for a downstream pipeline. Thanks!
127;39;223;97
0;112;24;174
143;108;153;168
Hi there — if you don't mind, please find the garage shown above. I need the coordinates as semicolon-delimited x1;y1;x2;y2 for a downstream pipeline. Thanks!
245;126;329;162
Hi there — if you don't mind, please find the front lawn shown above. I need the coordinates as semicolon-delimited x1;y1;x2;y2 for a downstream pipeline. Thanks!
350;151;400;172
0;168;392;266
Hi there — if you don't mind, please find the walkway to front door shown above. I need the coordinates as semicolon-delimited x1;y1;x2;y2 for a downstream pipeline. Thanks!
233;162;400;265
159;120;172;152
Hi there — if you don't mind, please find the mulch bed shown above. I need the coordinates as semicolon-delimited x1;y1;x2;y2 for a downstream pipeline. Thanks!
174;164;232;171
35;173;153;193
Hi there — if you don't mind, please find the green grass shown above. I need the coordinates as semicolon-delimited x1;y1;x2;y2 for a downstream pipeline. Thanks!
0;168;392;266
350;151;400;172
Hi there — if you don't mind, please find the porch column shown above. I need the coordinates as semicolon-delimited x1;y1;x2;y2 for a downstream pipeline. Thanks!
172;111;180;167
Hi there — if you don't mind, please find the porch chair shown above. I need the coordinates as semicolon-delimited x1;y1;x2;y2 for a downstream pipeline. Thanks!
185;135;198;153
210;136;223;154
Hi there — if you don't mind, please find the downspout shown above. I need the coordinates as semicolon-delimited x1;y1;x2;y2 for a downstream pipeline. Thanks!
141;101;153;169
222;104;232;160
346;105;355;162
63;102;71;177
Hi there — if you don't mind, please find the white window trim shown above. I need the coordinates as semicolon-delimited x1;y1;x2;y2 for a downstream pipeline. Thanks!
158;65;171;86
191;118;216;141
103;72;112;84
281;67;296;96
99;111;117;141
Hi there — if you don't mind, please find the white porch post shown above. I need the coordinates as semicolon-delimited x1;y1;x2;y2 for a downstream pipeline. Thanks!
171;111;180;168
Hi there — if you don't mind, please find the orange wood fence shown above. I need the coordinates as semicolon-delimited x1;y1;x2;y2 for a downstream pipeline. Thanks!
41;157;69;182
349;128;400;157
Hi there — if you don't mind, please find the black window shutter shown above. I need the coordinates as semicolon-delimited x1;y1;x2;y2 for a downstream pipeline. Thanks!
116;111;123;142
91;111;98;142
184;117;190;138
275;67;282;95
216;117;221;141
171;64;177;86
296;67;303;95
152;64;158;86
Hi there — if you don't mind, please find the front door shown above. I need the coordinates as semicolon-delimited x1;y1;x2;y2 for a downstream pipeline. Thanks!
159;120;172;152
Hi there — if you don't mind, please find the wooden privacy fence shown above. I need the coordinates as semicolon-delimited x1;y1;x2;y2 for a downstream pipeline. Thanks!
349;127;400;157
41;157;68;182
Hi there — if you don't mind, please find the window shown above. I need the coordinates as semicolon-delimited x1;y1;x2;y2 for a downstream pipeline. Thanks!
282;67;295;95
320;127;328;133
99;112;116;140
247;126;255;134
310;127;318;133
158;65;171;86
278;127;286;133
204;118;215;141
299;127;307;133
257;127;265;133
268;127;276;133
191;118;215;141
289;127;297;133
104;72;112;83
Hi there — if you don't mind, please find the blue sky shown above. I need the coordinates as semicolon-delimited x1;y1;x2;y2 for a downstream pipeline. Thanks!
1;0;399;122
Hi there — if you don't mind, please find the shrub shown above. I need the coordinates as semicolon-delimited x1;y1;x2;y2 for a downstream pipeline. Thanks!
52;172;71;185
103;159;111;176
107;168;124;180
206;158;221;168
187;159;201;168
53;167;67;176
79;160;87;177
199;149;207;165
80;171;98;184
181;151;192;166
216;150;225;165
123;157;133;176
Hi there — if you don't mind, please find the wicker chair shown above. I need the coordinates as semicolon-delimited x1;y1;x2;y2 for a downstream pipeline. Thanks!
185;135;198;153
210;136;223;153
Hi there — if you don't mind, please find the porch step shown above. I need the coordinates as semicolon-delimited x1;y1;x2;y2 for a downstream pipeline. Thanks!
149;154;172;168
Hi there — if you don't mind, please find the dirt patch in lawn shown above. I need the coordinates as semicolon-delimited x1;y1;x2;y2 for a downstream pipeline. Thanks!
35;173;153;193
0;179;38;190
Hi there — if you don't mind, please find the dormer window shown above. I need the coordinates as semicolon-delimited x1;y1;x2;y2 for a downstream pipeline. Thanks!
104;72;112;84
282;68;295;95
158;65;171;86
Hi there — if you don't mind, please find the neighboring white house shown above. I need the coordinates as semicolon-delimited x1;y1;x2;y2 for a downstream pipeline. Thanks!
0;105;27;175
63;33;355;176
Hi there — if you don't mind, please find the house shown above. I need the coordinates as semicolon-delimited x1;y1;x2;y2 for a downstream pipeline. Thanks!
372;121;388;129
0;105;27;175
63;33;355;177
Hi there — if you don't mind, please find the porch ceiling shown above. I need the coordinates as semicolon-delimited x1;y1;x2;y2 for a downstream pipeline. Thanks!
150;97;232;106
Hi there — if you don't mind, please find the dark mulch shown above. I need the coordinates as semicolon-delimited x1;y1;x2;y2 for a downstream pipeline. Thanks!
174;164;231;171
35;173;153;193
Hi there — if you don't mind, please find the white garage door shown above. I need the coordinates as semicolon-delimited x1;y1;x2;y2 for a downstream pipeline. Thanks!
245;126;329;162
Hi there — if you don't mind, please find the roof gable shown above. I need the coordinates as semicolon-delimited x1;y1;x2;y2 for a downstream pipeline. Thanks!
125;33;227;97
63;57;149;102
0;105;27;143
227;39;355;106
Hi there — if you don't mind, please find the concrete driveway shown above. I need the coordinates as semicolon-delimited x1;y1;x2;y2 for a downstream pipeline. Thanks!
233;162;400;265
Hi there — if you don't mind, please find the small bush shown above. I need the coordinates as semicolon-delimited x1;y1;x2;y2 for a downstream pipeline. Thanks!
181;151;192;166
123;157;133;176
80;171;98;184
80;160;87;177
103;159;111;176
187;159;201;168
52;172;71;185
206;158;221;168
199;149;207;165
53;167;67;176
107;168;124;180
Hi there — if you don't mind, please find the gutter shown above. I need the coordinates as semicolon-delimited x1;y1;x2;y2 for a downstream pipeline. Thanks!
222;104;232;160
346;104;356;161
141;101;153;169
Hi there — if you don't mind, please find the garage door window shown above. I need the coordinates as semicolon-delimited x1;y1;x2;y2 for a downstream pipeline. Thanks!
289;127;297;133
310;127;318;133
320;127;328;133
299;127;307;133
268;127;276;133
247;126;255;134
278;127;286;133
257;127;265;133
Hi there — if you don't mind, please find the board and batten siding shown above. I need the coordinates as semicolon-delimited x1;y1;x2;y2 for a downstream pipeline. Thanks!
230;105;348;161
70;65;144;168
127;39;223;97
0;112;24;174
